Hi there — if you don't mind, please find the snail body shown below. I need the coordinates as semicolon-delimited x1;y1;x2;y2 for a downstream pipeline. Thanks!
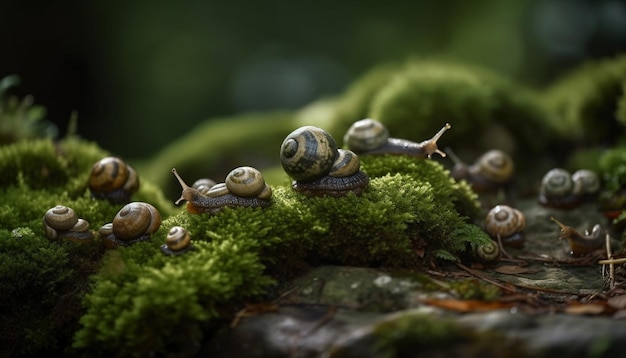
484;205;526;248
539;168;600;209
173;166;272;214
88;157;139;204
343;119;451;159
550;217;604;256
43;205;93;243
280;126;369;197
99;202;161;249
161;226;193;256
447;149;514;193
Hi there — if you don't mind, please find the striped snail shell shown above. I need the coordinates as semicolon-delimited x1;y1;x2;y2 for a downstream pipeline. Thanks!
172;167;272;214
99;202;161;249
343;118;451;159
484;205;526;248
43;205;93;242
538;168;588;209
88;157;139;204
328;149;361;178
192;178;216;195
161;226;193;256
280;126;337;181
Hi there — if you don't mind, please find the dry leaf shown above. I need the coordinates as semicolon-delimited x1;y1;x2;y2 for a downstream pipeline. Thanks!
564;303;606;315
421;299;514;313
494;265;540;275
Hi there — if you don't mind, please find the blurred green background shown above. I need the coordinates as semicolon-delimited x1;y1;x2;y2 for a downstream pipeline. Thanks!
1;0;625;160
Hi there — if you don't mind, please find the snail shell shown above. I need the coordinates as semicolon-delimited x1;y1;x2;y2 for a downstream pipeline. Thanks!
43;205;93;242
161;226;193;256
550;217;604;257
343;119;451;159
192;178;216;195
172;167;272;214
280;126;337;181
112;202;161;240
571;169;600;197
474;240;501;263
484;205;526;248
448;149;514;192
88;157;140;204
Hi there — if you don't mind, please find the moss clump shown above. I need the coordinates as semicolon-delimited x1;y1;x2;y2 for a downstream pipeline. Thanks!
76;154;489;355
0;136;176;356
543;55;626;146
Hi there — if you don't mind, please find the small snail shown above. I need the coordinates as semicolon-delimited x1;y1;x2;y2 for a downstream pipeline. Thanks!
550;217;604;257
172;166;272;214
99;202;161;249
447;149;514;193
43;205;93;243
280;126;369;196
161;226;193;256
192;178;217;195
484;205;526;248
473;240;501;264
343;118;451;159
88;157;140;204
539;168;600;209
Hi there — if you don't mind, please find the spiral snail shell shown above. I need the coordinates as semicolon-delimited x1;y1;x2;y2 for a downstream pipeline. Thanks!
99;202;161;249
172;166;272;214
192;178;217;195
88;157;139;204
473;240;501;263
447;149;514;192
43;205;93;243
161;226;193;256
484;205;526;248
280;126;369;196
343;119;451;159
539;168;600;209
550;217;604;257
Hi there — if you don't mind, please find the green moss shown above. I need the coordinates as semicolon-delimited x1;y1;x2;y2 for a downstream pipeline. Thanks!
543;55;626;145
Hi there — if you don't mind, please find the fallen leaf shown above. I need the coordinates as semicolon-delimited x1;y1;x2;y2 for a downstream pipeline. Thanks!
493;265;540;275
421;299;515;313
564;303;606;315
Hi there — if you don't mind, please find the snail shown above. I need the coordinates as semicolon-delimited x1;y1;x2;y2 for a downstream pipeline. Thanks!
446;149;514;193
473;240;501;264
43;205;93;243
160;226;193;256
484;205;526;248
172;166;272;214
343;118;451;159
192;178;217;195
280;125;369;196
99;202;161;249
88;157;140;204
538;168;600;209
550;217;605;257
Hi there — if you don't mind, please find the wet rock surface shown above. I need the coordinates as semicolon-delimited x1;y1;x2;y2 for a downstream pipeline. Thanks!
208;200;626;357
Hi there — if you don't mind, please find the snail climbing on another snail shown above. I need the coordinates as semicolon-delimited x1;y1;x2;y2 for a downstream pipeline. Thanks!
98;202;161;249
43;205;93;243
343;118;451;159
484;205;526;255
88;157;139;204
161;226;193;256
538;168;600;209
280;125;369;197
550;217;605;257
446;149;514;193
172;166;272;214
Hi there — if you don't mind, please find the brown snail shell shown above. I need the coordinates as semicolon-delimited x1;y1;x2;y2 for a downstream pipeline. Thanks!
343;118;451;159
447;149;514;192
192;178;217;195
550;217;604;257
328;149;360;178
161;226;193;256
280;126;338;182
112;202;161;240
43;205;93;242
484;205;526;248
88;157;139;204
474;240;501;263
172;167;272;214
